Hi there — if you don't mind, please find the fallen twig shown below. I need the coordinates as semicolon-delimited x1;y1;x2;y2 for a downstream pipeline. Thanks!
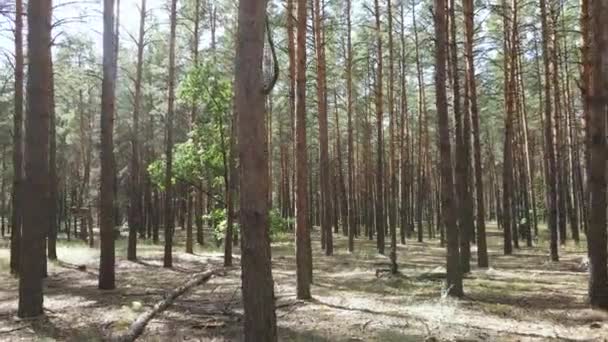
108;268;220;342
275;300;305;310
0;325;27;334
277;300;305;318
120;291;164;297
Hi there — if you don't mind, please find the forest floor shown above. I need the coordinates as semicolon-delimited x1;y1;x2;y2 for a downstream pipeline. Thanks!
1;223;608;342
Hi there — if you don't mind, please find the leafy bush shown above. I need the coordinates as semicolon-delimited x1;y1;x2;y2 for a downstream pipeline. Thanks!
203;208;234;246
203;208;292;246
269;209;293;240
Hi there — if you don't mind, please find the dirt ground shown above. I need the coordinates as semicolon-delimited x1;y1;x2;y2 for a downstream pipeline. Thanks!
1;223;608;341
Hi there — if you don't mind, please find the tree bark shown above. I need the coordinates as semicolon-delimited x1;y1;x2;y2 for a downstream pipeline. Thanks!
586;0;608;309
235;0;278;338
449;0;471;272
434;0;462;297
10;0;24;276
413;5;427;243
99;0;117;290
313;0;332;256
345;0;355;253
539;0;559;261
295;0;312;300
462;0;488;267
398;1;409;246
387;0;397;274
163;0;177;268
18;0;52;317
374;0;385;255
48;51;58;261
128;0;146;261
501;0;516;255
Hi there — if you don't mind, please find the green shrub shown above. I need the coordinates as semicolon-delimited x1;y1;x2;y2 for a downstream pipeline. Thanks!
203;208;292;245
203;208;235;246
269;209;293;239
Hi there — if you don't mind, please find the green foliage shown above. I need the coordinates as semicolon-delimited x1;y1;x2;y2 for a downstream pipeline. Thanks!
202;208;291;246
147;158;166;190
173;138;204;183
148;62;234;191
179;63;232;115
269;209;293;239
202;208;237;245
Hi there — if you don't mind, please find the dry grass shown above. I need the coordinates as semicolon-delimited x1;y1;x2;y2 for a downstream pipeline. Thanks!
1;223;607;341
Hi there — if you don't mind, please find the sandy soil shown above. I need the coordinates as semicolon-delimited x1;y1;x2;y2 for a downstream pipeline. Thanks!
1;224;607;341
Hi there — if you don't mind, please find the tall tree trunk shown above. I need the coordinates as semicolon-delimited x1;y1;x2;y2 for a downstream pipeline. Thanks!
235;0;278;338
295;0;312;299
163;0;177;268
19;0;52;317
399;0;409;246
99;0;116;290
501;0;516;255
374;0;385;255
515;33;535;246
48;52;58;261
10;0;24;275
462;0;488;267
387;0;397;274
549;3;566;246
540;0;559;261
434;0;462;297
579;0;590;234
346;0;355;252
586;0;608;309
333;92;348;238
413;5;427;243
449;0;471;272
128;0;146;261
286;0;295;224
220;104;235;266
313;0;332;256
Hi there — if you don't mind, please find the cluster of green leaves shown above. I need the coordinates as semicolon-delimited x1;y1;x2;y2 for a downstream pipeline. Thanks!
269;209;294;240
148;62;234;190
203;208;292;245
202;208;234;245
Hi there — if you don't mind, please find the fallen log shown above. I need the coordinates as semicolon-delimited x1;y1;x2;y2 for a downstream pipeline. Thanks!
109;269;219;342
